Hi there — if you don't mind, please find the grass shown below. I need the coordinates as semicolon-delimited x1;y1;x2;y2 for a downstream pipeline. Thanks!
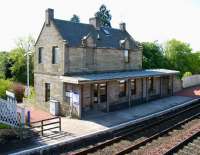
0;123;11;129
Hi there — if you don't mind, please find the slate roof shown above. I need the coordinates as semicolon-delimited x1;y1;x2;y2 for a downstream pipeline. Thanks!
53;19;137;49
60;69;179;84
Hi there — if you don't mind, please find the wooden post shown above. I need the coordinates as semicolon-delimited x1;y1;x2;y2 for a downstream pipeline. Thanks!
171;75;174;96
41;120;44;136
141;78;143;103
80;84;83;119
146;77;148;102
160;77;162;97
97;84;100;106
106;81;109;112
90;84;93;109
128;79;131;108
59;117;61;132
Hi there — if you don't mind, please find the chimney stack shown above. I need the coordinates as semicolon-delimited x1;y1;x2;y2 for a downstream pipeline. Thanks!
119;22;126;31
45;8;54;26
89;17;102;28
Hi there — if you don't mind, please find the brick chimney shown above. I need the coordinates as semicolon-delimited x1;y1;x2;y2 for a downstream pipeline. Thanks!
119;22;126;31
89;17;102;28
45;8;54;26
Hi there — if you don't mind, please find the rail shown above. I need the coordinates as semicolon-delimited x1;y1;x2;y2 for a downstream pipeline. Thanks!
72;100;200;155
115;112;200;155
164;128;200;155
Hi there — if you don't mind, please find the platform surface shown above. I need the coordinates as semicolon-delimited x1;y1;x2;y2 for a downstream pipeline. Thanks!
60;96;192;136
7;95;200;155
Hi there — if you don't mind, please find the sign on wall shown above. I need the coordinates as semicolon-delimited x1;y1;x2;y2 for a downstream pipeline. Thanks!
66;91;80;117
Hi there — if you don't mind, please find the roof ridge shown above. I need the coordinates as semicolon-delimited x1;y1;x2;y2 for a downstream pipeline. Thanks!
54;18;93;27
54;18;122;31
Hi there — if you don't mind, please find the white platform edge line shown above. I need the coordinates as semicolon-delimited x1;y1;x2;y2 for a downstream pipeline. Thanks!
10;98;200;155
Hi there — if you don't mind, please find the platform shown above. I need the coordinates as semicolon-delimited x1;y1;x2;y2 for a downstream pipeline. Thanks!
7;95;200;155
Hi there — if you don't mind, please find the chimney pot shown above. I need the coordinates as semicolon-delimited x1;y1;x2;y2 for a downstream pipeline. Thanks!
45;8;54;26
120;22;126;31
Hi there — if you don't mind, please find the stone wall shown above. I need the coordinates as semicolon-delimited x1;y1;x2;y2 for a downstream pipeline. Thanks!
173;75;182;93
82;84;92;110
107;81;120;105
34;73;66;115
65;47;142;74
182;75;200;88
34;22;65;76
35;23;142;76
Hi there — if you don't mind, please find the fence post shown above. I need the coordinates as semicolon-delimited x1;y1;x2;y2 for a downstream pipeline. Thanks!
27;111;31;127
59;117;61;132
41;120;44;136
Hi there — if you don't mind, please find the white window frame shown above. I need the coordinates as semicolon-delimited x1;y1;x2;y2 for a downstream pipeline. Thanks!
38;47;43;64
52;46;59;64
124;49;129;63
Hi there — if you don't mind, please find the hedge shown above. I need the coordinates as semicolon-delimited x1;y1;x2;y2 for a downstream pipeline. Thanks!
0;79;12;99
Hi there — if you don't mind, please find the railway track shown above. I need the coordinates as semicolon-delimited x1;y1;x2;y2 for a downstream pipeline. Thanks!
165;127;200;155
67;100;200;155
116;111;200;155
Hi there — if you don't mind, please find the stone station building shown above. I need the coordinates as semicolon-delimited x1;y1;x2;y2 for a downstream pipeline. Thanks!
34;8;181;118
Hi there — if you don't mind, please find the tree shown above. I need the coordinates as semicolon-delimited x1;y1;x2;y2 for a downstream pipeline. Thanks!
164;39;194;76
0;52;12;79
9;48;26;83
182;72;192;79
9;36;35;85
0;79;12;99
142;42;170;69
95;4;112;27
70;14;80;23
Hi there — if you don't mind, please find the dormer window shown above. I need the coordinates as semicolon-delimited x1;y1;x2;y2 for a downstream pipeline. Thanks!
81;36;87;47
120;39;126;48
124;49;129;63
38;47;43;64
52;46;59;64
102;28;110;35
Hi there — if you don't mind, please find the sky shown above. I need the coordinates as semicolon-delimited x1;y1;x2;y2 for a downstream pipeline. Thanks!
0;0;200;51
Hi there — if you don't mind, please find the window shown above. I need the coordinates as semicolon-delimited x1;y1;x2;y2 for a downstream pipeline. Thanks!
119;80;126;97
124;50;129;63
45;83;50;102
149;77;154;91
38;47;43;64
94;84;98;103
65;91;71;103
131;79;136;95
52;46;59;64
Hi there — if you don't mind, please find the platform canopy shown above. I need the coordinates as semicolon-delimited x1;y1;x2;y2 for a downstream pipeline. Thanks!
60;69;179;84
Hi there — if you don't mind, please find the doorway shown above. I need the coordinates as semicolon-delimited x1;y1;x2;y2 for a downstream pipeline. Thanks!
93;83;107;110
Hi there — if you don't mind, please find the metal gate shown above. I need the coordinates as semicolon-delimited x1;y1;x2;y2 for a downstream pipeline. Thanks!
0;98;19;127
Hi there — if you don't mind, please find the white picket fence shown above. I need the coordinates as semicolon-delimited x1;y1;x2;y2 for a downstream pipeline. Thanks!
0;98;22;127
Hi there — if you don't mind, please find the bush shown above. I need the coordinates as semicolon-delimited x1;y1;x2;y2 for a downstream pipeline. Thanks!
0;79;12;99
0;123;11;129
10;83;25;103
182;72;192;79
